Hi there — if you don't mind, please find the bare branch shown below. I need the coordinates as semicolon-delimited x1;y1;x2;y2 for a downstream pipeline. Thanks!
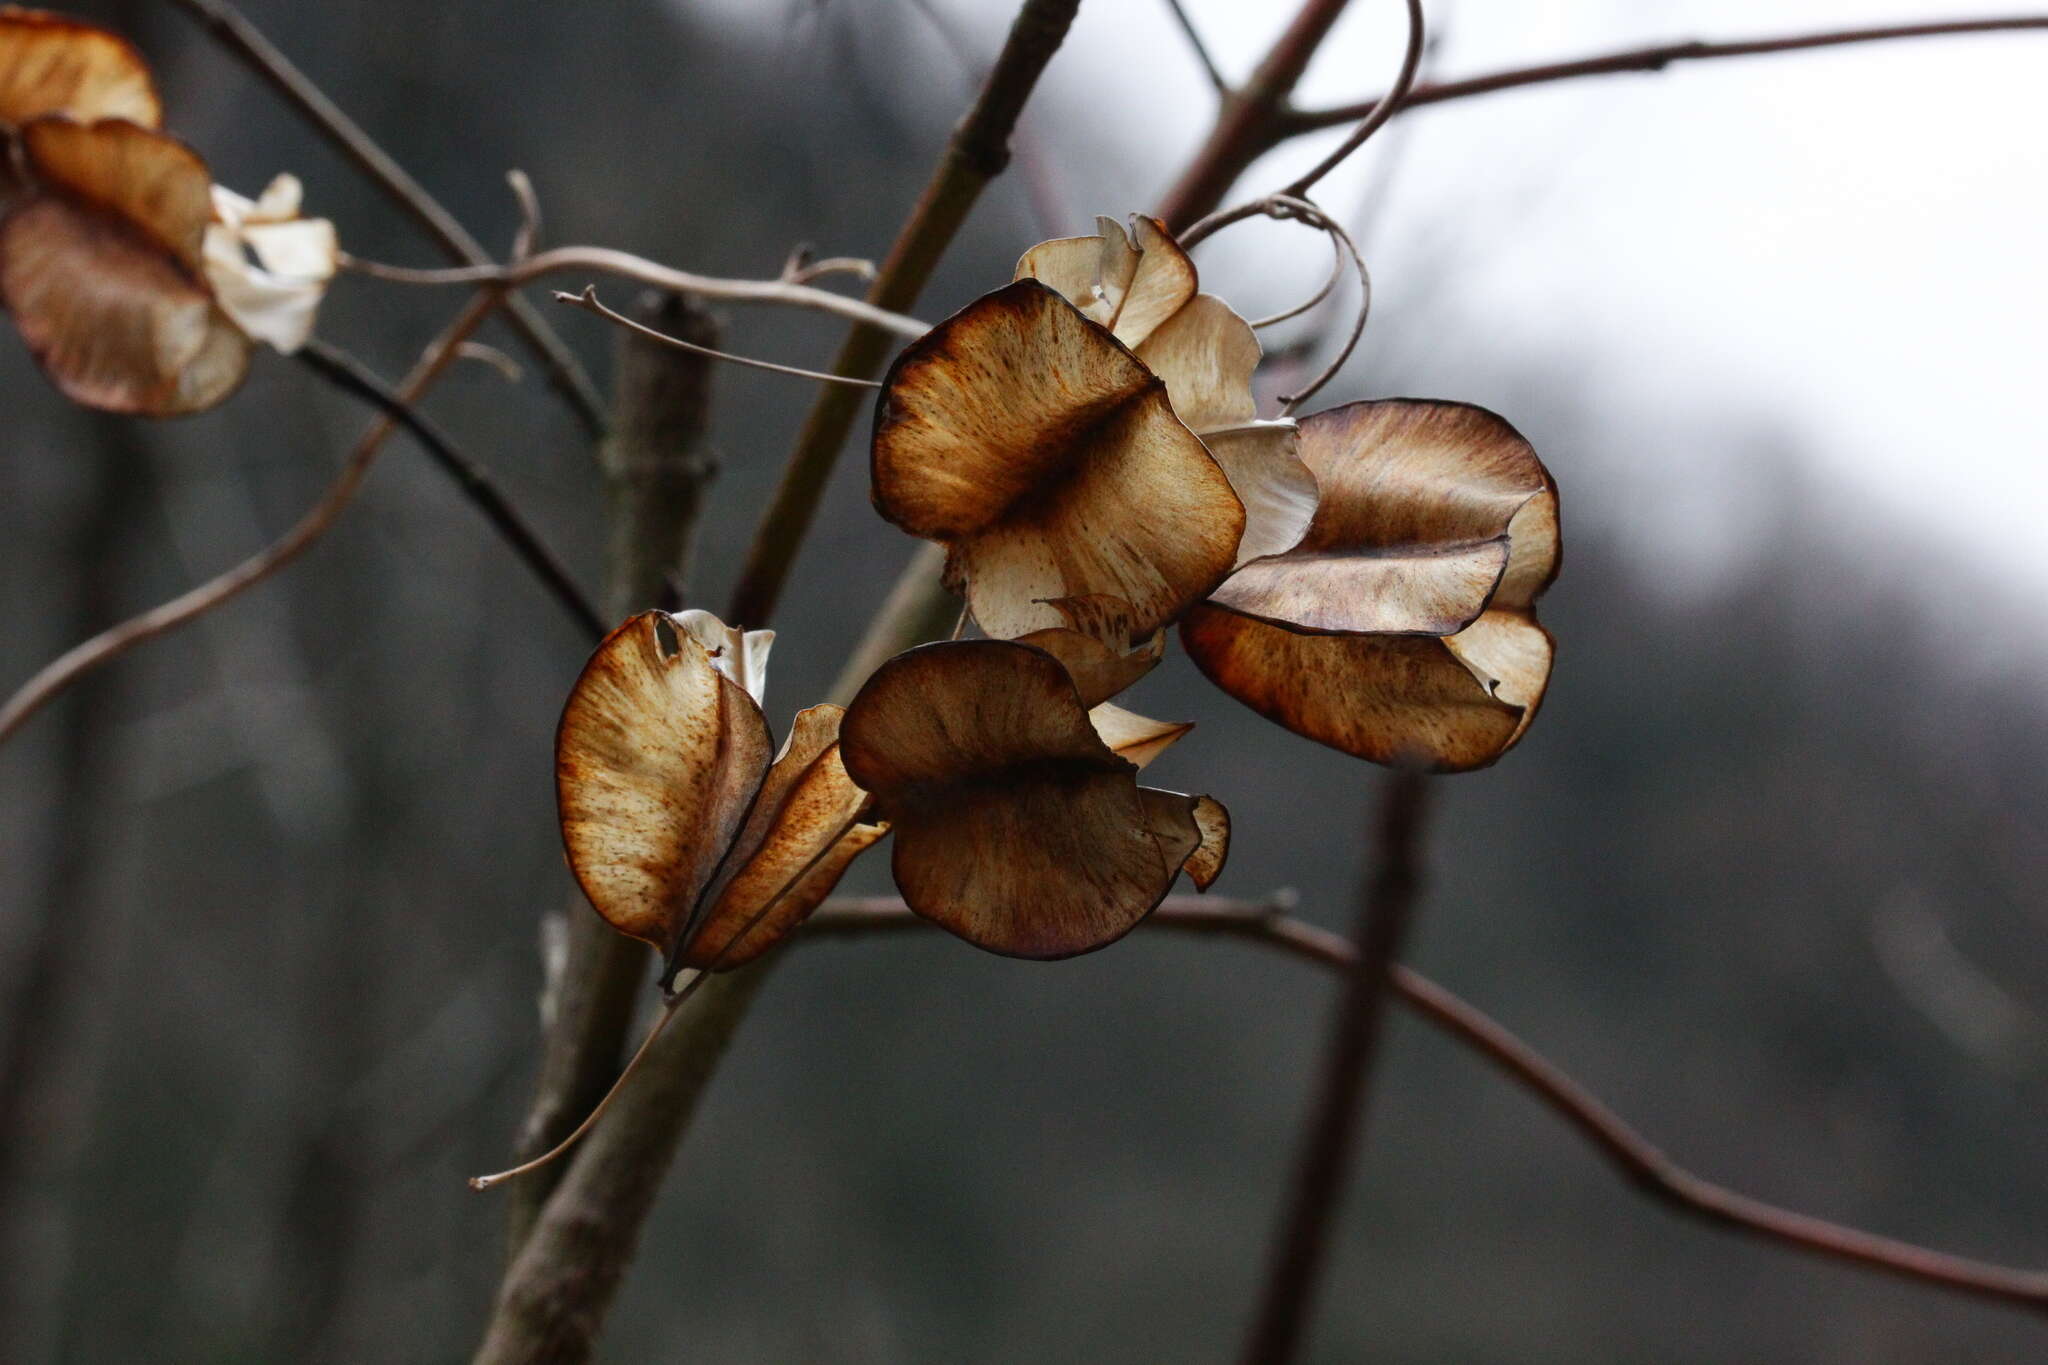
807;897;2048;1317
555;288;881;388
164;0;608;437
293;340;606;640
0;294;505;749
342;245;930;339
1287;15;2048;131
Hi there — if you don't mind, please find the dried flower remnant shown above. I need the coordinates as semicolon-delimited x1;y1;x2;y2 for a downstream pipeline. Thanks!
202;173;338;353
839;639;1228;959
556;610;884;980
1182;399;1559;772
0;116;252;413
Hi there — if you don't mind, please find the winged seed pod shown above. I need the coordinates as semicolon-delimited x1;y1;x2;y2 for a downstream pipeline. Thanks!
0;7;159;142
839;639;1228;960
0;117;338;414
871;215;1316;641
1182;399;1560;773
555;611;884;979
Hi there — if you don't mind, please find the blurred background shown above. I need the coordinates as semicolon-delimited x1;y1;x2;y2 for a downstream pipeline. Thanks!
3;0;2045;1360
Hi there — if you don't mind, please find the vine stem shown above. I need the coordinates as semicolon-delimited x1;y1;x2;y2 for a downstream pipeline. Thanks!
0;293;505;748
806;896;2048;1318
165;0;608;437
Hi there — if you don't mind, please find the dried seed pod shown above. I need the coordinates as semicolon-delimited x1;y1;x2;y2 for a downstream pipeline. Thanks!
1185;399;1559;772
841;639;1227;959
0;117;251;414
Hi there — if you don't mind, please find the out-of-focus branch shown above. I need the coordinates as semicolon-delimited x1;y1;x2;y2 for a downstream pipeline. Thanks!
722;0;1084;630
1286;16;2048;131
808;897;2048;1317
164;0;608;437
293;340;605;640
1240;769;1430;1365
0;293;504;749
500;292;722;1259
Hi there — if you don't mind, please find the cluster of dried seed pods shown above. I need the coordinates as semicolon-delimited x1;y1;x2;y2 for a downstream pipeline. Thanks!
0;6;335;415
555;214;1556;970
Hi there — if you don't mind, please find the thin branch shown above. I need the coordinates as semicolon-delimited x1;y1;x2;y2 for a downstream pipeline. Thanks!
1241;769;1430;1365
1279;0;1425;200
0;294;503;749
555;288;881;388
340;246;931;339
164;0;608;437
806;897;2048;1317
293;340;606;640
1286;15;2048;131
721;0;1083;631
1163;0;1231;94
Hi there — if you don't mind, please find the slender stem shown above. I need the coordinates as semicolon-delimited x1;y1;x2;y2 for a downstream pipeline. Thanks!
164;0;607;437
555;288;881;388
0;293;503;749
1240;769;1430;1365
1287;15;2048;131
1279;0;1425;200
808;896;2048;1317
1162;0;1230;94
472;810;868;1191
293;340;606;640
722;0;1085;630
343;246;931;339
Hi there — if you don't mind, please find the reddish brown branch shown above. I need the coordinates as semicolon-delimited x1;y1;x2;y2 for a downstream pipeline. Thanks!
1287;16;2048;131
1158;10;2048;233
805;897;2048;1318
